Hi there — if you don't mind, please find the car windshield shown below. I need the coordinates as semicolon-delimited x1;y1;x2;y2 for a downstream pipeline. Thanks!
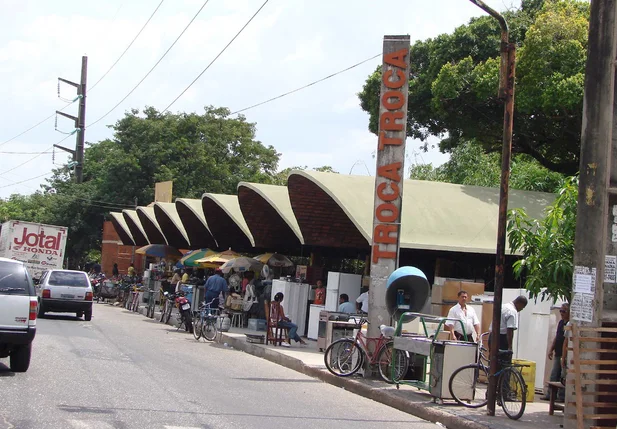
48;271;89;287
0;261;32;295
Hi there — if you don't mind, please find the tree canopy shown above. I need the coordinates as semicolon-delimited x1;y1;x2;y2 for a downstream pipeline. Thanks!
359;0;590;175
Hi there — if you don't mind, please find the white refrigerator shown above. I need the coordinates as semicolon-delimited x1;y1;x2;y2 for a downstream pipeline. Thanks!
325;272;362;312
271;279;311;337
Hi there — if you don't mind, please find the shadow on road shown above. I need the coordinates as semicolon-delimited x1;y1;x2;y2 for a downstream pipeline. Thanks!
39;314;83;322
0;362;15;377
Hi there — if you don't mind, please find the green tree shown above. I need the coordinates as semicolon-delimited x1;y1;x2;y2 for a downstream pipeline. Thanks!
507;176;578;302
271;165;339;186
359;0;590;174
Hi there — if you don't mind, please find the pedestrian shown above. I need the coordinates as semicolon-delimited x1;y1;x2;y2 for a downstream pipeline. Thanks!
112;263;119;277
273;292;307;348
313;279;326;305
490;295;528;351
204;268;228;309
540;303;569;401
445;290;481;342
356;287;369;314
338;294;355;313
127;263;136;278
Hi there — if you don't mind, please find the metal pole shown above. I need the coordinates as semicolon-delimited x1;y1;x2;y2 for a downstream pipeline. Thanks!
75;56;88;184
467;0;515;416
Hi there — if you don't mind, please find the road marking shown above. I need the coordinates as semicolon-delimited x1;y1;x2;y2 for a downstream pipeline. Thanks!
67;420;117;429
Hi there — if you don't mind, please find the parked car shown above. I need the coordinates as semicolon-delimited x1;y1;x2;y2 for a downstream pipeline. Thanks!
0;257;37;372
37;269;93;321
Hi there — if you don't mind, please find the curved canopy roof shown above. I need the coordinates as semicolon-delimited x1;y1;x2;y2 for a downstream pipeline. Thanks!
154;202;190;249
122;210;149;246
136;206;168;245
202;193;254;251
288;170;553;254
175;198;218;249
109;212;135;246
238;182;303;251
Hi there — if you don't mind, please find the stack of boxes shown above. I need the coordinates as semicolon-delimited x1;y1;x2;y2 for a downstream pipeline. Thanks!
431;279;485;315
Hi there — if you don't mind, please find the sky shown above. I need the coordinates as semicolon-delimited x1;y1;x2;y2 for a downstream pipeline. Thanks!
0;0;515;199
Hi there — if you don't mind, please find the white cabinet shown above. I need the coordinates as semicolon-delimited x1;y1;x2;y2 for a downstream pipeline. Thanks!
271;280;310;337
325;272;362;311
308;304;324;340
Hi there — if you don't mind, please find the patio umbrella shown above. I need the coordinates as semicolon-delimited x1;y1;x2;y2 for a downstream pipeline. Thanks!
220;257;264;274
194;249;241;268
135;244;183;260
253;252;294;267
180;248;216;267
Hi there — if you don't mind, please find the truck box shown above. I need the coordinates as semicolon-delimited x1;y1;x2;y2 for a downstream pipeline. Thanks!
0;220;68;280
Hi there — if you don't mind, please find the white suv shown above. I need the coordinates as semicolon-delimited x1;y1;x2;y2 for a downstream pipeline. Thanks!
0;257;37;372
37;269;93;321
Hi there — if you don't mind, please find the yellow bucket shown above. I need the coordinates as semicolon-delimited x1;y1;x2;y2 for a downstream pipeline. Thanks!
512;359;536;402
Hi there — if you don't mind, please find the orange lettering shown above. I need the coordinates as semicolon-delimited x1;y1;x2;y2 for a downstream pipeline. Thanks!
377;182;400;202
381;90;404;110
376;203;399;222
374;224;398;244
378;132;403;150
377;162;402;182
372;244;396;264
379;111;404;131
383;69;406;89
384;48;408;69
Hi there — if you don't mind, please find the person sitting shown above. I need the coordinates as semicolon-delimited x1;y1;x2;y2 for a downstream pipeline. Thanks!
338;294;355;313
273;292;307;348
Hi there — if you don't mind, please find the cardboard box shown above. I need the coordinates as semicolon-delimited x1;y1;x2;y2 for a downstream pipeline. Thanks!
431;284;443;304
460;281;485;298
443;280;462;301
431;303;454;318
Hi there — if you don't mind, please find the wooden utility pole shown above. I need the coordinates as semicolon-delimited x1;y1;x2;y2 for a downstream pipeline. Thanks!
55;56;88;183
566;1;617;428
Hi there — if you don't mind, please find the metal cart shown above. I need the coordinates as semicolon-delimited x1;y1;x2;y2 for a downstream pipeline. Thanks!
392;312;478;403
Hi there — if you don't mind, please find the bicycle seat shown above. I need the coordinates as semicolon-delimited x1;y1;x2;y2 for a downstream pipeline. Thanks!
379;325;396;337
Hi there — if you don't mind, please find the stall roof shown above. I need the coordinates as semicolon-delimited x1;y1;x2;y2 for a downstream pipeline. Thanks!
136;206;168;245
175;198;218;249
122;210;150;246
202;193;254;251
109;212;135;246
238;182;304;251
288;170;554;254
154;202;190;249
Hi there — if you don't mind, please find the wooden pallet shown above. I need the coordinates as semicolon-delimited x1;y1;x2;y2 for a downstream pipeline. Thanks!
565;325;617;429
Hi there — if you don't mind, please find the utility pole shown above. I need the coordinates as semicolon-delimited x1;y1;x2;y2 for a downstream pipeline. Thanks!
55;56;88;183
566;1;617;428
467;0;516;416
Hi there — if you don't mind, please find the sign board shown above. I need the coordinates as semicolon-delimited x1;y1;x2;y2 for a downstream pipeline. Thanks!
368;35;411;337
154;181;173;203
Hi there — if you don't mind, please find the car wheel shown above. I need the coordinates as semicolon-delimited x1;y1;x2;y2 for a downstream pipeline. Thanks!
37;303;45;318
10;343;32;373
84;308;92;321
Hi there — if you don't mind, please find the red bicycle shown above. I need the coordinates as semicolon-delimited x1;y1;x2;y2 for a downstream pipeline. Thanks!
323;317;409;383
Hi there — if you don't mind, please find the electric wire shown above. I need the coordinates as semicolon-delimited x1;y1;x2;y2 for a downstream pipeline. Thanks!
0;134;70;177
88;0;212;128
0;172;52;189
89;0;166;91
0;151;53;155
161;0;270;113
230;53;381;115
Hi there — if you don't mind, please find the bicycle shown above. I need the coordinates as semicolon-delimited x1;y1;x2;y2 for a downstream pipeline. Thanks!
158;287;168;322
323;317;409;383
160;291;175;323
145;287;156;319
130;285;142;313
448;332;527;420
192;299;219;342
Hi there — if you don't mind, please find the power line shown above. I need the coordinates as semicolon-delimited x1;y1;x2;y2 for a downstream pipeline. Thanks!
0;150;53;155
230;53;381;115
88;0;212;128
0;135;70;177
0;104;72;149
0;172;52;189
89;0;166;91
162;0;270;113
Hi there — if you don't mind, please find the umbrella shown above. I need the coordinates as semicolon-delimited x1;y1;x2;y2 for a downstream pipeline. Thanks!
194;249;241;268
253;252;294;267
220;257;264;274
135;244;183;260
180;248;216;267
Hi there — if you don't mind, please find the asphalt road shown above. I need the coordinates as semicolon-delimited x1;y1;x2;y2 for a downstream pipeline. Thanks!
0;303;437;429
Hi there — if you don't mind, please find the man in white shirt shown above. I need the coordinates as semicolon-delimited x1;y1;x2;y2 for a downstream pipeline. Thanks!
490;295;528;351
445;290;481;342
356;289;369;314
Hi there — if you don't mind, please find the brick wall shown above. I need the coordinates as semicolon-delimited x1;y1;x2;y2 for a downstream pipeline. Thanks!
202;199;253;252
102;221;144;276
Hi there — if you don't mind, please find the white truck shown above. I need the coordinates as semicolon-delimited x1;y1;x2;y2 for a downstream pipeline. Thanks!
0;220;68;280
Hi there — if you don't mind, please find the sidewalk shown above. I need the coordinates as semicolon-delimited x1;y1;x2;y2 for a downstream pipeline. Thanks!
124;302;565;429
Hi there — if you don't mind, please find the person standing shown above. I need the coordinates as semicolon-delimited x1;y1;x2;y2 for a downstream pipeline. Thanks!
445;290;481;342
204;268;228;309
338;294;355;313
112;263;119;277
313;280;326;305
490;295;528;351
127;263;136;278
356;288;369;314
541;303;569;401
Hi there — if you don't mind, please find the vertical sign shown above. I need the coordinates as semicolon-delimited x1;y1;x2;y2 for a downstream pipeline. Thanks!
368;36;411;339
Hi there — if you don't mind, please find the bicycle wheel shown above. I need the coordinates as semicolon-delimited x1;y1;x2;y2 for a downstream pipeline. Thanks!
203;318;217;341
159;300;168;322
164;303;173;324
449;363;489;408
377;341;409;383
193;317;203;340
499;367;526;420
324;338;364;377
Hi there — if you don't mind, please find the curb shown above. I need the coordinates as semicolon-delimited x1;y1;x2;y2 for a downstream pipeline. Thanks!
218;331;487;429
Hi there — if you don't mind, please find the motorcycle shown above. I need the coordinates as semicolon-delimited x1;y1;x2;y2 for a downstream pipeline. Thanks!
175;291;193;334
89;273;106;300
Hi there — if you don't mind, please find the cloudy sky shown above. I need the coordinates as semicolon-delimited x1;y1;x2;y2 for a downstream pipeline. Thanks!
0;0;514;199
